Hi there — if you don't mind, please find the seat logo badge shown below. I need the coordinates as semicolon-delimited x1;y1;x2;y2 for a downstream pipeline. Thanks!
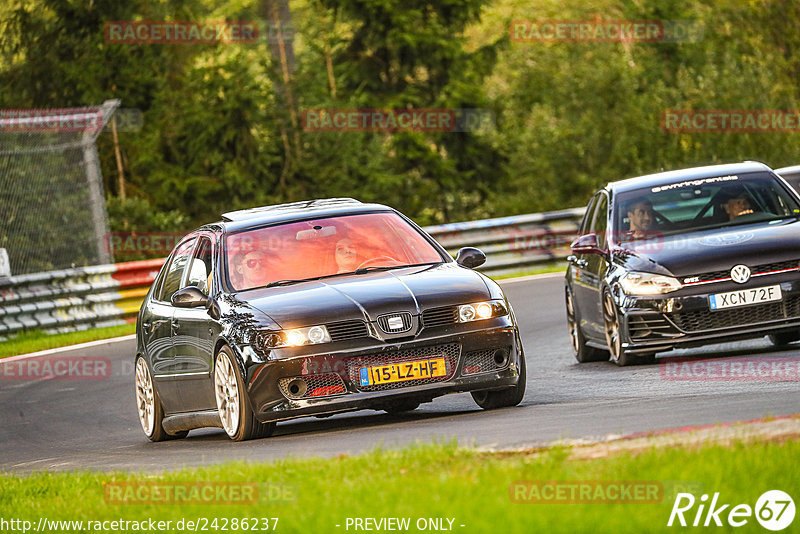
730;264;751;284
377;312;412;334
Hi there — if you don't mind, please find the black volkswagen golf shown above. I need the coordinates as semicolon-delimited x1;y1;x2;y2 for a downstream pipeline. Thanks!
565;162;800;366
135;198;525;441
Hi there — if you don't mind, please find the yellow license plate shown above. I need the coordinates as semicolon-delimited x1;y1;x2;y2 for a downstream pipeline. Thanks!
359;358;447;386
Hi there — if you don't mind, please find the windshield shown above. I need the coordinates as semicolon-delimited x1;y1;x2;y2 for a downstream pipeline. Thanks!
614;172;800;241
224;212;445;291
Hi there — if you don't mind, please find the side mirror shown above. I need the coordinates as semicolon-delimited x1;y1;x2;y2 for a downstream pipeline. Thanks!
456;247;487;269
171;286;209;309
570;233;606;255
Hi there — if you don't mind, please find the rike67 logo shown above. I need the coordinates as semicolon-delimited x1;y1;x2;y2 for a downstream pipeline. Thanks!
668;490;795;530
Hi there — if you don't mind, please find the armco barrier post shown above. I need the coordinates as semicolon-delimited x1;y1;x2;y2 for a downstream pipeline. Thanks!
0;248;10;278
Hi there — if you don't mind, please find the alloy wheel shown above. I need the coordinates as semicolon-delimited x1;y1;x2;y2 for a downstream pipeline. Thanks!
135;358;155;436
602;291;622;361
566;291;580;353
214;352;241;437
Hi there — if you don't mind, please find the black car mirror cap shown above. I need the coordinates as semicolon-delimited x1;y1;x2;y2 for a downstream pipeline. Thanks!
456;247;487;269
570;233;606;255
171;286;210;309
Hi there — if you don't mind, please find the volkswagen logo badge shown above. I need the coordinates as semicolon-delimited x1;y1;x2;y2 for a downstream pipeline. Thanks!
730;264;751;284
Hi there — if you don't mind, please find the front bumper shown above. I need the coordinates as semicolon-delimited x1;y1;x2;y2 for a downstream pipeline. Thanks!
617;274;800;353
241;320;523;423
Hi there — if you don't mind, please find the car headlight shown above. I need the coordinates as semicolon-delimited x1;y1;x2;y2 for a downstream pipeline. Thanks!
458;300;508;322
619;272;682;296
257;325;331;349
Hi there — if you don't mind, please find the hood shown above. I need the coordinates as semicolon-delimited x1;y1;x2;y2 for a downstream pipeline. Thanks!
616;219;800;277
235;263;490;328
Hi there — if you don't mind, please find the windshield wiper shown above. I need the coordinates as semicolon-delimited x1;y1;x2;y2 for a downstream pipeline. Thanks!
265;279;304;288
353;266;399;275
265;263;441;286
265;276;327;288
353;262;439;275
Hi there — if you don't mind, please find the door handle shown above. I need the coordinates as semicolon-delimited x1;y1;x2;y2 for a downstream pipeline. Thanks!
171;322;180;331
142;321;152;329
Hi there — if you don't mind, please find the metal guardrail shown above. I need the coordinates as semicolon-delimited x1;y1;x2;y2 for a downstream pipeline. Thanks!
0;208;586;339
0;259;165;340
425;207;585;276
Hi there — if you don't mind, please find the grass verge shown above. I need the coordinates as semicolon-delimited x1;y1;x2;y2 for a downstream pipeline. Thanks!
1;436;796;533
0;324;135;359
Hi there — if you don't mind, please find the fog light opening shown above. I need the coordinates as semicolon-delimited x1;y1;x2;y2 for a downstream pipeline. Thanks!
493;349;508;367
287;378;308;397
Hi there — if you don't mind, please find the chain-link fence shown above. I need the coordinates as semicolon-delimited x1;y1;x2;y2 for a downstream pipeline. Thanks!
0;100;118;275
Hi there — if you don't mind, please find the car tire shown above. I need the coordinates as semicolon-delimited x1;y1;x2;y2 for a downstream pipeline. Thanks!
214;346;276;441
471;353;526;409
382;400;421;414
566;288;609;363
601;290;655;366
768;331;800;346
602;288;634;367
135;357;188;442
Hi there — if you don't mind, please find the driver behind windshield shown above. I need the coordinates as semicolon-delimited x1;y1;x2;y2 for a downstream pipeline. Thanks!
626;198;656;238
236;249;271;288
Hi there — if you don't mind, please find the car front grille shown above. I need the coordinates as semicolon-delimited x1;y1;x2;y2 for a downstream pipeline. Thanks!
753;260;800;275
461;347;510;375
326;320;369;341
346;343;460;392
686;260;799;284
421;306;458;329
628;314;680;341
669;296;800;332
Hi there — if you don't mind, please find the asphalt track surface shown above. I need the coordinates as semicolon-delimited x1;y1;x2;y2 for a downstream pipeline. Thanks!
1;273;799;473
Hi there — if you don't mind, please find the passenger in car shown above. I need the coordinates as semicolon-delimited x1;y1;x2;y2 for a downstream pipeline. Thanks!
334;238;359;273
724;192;755;220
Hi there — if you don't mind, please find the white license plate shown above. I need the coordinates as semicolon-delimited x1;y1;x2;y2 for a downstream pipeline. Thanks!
708;285;782;310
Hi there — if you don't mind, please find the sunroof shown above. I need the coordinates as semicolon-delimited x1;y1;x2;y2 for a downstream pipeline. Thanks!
221;198;362;221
